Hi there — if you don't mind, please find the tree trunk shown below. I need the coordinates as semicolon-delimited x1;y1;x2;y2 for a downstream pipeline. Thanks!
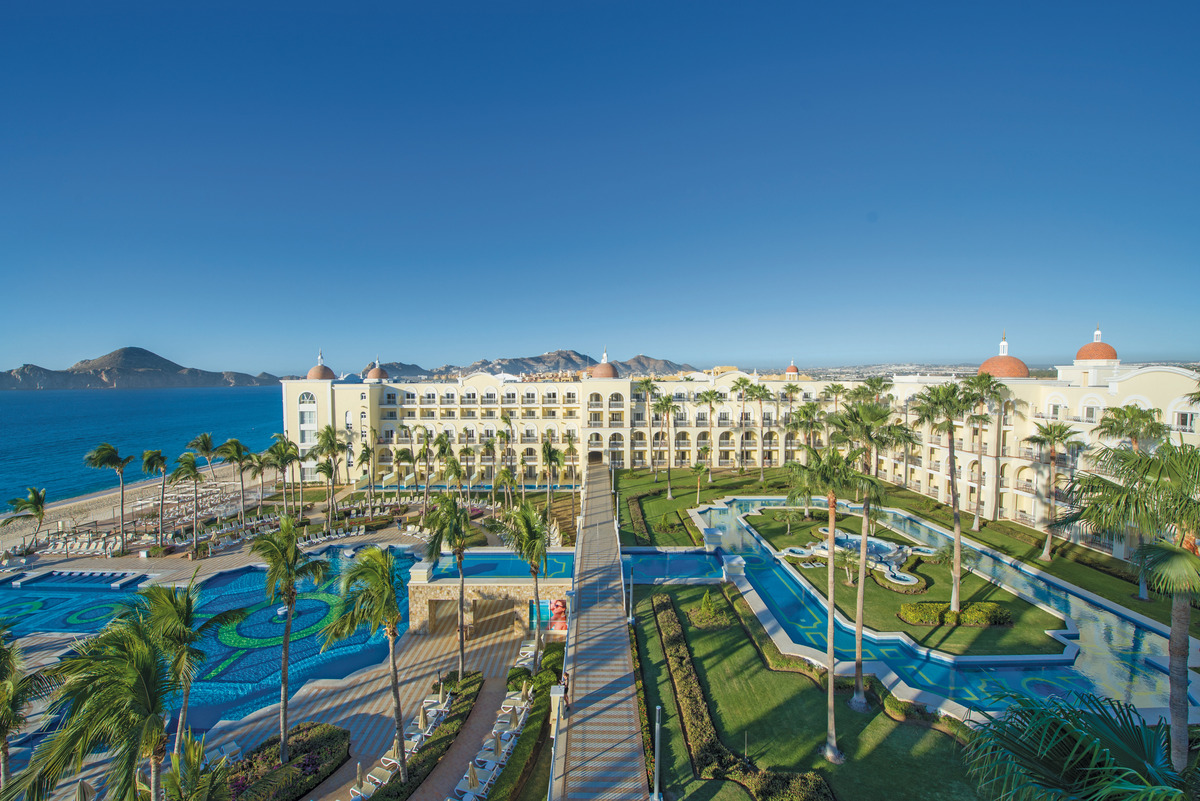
1;735;9;787
457;554;467;678
279;599;294;763
758;400;766;482
823;491;842;763
119;472;127;552
1039;449;1056;561
173;681;192;763
851;499;870;711
1168;591;1189;772
192;484;200;557
707;417;715;483
992;402;1003;521
159;471;167;548
665;420;674;499
532;567;542;663
150;751;163;801
238;464;246;525
388;629;409;781
947;425;963;614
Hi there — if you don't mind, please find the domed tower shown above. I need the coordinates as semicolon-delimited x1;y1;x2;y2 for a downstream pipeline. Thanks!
1068;326;1121;386
366;358;389;381
1075;326;1118;362
307;350;336;380
978;333;1030;379
590;348;619;379
785;360;800;376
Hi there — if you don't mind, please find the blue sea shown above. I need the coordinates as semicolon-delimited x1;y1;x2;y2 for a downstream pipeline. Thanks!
0;387;281;506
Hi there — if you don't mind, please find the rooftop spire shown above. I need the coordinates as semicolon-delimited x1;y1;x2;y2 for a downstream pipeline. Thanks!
999;333;1008;357
601;347;608;364
1094;325;1102;343
318;349;324;366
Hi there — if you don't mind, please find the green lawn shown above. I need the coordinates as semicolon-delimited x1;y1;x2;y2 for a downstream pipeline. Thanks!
637;586;979;801
876;484;1200;640
513;736;554;801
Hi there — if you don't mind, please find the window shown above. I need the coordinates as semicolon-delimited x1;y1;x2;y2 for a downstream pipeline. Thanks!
298;392;316;404
360;393;367;400
299;411;316;425
299;430;315;444
1083;406;1100;423
1177;412;1197;433
1048;404;1063;419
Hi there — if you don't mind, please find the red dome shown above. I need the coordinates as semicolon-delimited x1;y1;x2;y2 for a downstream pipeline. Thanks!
785;361;800;374
1076;341;1118;361
978;355;1030;379
307;364;336;380
367;364;389;380
591;361;618;379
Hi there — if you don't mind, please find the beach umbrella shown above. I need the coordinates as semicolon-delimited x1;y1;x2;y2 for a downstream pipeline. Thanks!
73;781;96;801
418;704;429;731
356;761;363;789
493;734;503;760
520;680;530;702
468;762;480;790
438;680;446;705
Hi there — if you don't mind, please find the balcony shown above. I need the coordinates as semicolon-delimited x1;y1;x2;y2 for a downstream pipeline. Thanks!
522;397;538;406
632;442;647;449
586;421;605;428
439;397;456;405
718;459;735;467
1016;512;1038;526
420;397;436;406
521;436;539;444
502;397;518;406
461;397;477;405
673;418;689;427
609;402;624;409
717;420;733;428
481;398;497;406
544;396;558;405
457;435;477;444
1015;481;1035;494
588;402;604;410
382;412;397;420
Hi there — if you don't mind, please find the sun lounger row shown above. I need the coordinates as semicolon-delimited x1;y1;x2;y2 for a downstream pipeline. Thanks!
342;688;457;800
451;688;531;799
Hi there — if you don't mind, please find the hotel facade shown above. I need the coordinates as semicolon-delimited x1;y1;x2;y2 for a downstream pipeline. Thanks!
282;333;1199;559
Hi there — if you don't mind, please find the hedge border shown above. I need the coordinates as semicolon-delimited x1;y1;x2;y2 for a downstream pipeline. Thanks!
487;668;557;800
230;721;350;801
649;593;834;801
374;671;483;801
628;625;655;791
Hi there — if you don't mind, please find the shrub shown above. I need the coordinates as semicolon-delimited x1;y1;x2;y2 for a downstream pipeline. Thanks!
626;494;652;546
374;672;482;801
488;671;553;800
650;593;833;800
629;625;654;790
688;589;734;630
229;722;350;801
898;601;1012;627
540;641;565;678
507;665;532;691
147;544;175;557
870;554;928;594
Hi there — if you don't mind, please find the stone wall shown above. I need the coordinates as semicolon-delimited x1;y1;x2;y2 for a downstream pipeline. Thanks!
407;579;571;635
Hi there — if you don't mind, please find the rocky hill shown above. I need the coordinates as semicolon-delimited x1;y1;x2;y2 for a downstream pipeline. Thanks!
0;347;280;390
366;350;694;378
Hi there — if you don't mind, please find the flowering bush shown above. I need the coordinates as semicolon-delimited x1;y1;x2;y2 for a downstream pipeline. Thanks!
228;721;350;801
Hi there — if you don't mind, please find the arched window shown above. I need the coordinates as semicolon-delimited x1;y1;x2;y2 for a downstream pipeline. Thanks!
299;392;316;404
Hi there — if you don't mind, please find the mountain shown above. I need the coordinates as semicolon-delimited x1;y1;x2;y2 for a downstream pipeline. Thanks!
364;349;695;378
0;347;280;390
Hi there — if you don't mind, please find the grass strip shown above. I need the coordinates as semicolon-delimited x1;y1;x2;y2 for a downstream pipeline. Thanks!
488;668;557;800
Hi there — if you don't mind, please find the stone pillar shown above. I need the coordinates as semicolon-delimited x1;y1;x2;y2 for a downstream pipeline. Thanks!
408;587;430;634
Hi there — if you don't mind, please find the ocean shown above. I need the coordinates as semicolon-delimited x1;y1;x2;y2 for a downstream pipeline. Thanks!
0;387;282;507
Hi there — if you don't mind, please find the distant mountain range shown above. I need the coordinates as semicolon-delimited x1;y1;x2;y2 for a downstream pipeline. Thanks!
0;348;280;390
366;349;695;378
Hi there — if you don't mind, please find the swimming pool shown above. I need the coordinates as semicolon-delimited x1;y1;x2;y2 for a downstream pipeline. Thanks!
698;497;1198;716
15;570;144;591
429;551;575;581
623;550;725;584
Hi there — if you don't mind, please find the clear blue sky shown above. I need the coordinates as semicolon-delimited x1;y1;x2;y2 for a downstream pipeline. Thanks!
2;1;1197;374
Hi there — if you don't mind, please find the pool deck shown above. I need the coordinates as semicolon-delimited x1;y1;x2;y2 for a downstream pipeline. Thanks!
551;464;648;801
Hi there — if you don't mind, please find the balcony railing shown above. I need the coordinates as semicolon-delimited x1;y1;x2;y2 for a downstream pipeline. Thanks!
521;436;539;444
609;402;624;409
481;398;497;405
586;421;604;428
588;402;604;410
1015;481;1035;494
461;397;477;405
502;397;518;405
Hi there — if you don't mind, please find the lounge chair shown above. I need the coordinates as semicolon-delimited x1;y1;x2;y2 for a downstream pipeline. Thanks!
366;766;394;787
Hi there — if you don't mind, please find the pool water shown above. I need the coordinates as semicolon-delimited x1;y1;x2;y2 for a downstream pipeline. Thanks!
700;497;1197;715
430;551;574;581
16;571;143;591
623;551;724;584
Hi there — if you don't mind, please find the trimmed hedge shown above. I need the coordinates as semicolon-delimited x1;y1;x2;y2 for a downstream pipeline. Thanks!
898;601;1013;627
507;665;532;691
629;625;654;790
486;668;556;800
374;671;483;801
625;494;653;546
540;641;565;677
650;593;834;801
229;722;350;801
871;554;929;594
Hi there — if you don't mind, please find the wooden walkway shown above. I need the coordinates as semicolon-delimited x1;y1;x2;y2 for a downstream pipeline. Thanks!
552;465;648;801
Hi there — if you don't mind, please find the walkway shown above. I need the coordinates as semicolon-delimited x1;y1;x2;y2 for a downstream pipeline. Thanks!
552;465;648;801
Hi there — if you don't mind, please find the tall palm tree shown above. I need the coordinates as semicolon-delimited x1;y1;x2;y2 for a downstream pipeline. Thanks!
963;691;1186;800
654;395;680;498
541;437;564;513
1065;442;1200;771
790;445;868;764
1;487;47;552
314;425;349;489
731;377;753;471
188;433;219;481
519;455;529;502
495;467;516;509
444;456;465;504
910;382;974;612
315;459;335;532
142;451;169;546
250;517;329;763
1024;421;1084;560
84;443;135;552
862;376;893;404
962;373;1007;530
0;624;51;789
433;431;454;487
270;434;300;515
244;453;270;516
494;502;549;661
322;546;411;781
416;429;434;522
116;573;247;764
170;454;205;556
564;431;578;524
789;401;825;454
781;383;801;425
214;439;251;525
823;383;846;415
15;618;175;801
785;460;815;520
426;494;473;679
696;389;721;482
359;442;376;509
1094;405;1169;454
690;463;706;504
746;384;773;481
395;446;416;506
636;379;659;476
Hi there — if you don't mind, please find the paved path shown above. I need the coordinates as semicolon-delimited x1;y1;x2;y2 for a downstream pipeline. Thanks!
407;678;507;801
552;465;648;801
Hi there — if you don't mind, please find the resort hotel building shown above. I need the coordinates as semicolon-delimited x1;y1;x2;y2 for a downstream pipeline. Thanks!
282;332;1200;559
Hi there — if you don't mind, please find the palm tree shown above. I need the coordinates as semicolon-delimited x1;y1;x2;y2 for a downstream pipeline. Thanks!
359;442;376;510
315;425;349;489
696;389;721;482
315;459;336;532
116;572;247;764
162;732;234;801
963;691;1186;800
270;434;300;515
494;502;549;661
541;438;564;512
1094;405;1169;454
910;382;974;612
654;395;679;498
84;443;135;552
789;401;825;454
823;383;846;415
444;456;465;504
785;461;815;520
731;377;753;471
564;431;578;524
1186;378;1200;406
963;373;1007;530
519;455;529;502
426;493;473;679
862;376;893;404
781;383;801;425
395;447;416;506
690;463;706;504
636;379;659;476
215;439;251;525
250;517;329;763
417;428;434;522
496;467;516;509
16;618;175;801
188;433;219;481
245;453;270;516
139;451;168;547
322;546;411;781
746;384;773;481
1;487;47;552
790;445;868;764
1024;421;1084;561
433;431;454;490
0;624;51;789
1065;442;1200;771
170;454;205;556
